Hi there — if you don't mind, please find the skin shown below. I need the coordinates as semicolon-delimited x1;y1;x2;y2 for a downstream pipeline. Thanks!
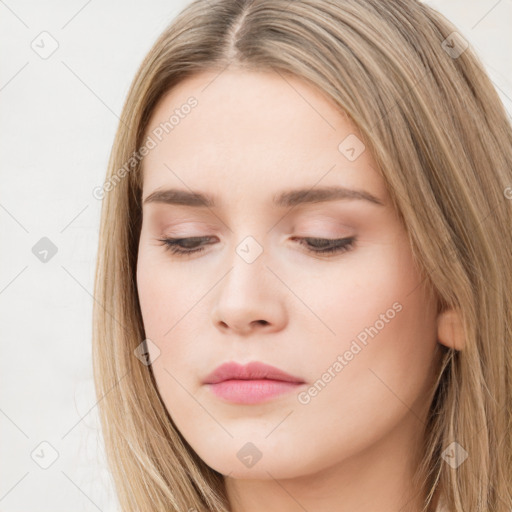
136;68;449;512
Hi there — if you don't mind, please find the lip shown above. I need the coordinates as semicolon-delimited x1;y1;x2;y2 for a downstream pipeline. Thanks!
202;361;305;404
203;361;304;384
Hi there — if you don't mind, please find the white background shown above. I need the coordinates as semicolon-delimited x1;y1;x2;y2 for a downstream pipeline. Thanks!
1;1;511;510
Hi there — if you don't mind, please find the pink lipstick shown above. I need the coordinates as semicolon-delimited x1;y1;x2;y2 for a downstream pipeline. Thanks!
202;361;305;404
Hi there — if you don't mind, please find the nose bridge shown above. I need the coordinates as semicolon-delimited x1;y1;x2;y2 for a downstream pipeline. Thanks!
211;230;287;333
224;233;269;296
235;232;266;266
225;209;273;279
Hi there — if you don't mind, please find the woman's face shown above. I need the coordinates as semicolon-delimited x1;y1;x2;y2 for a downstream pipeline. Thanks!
136;69;440;480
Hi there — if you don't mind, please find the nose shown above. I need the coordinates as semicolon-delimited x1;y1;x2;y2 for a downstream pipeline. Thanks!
211;246;287;336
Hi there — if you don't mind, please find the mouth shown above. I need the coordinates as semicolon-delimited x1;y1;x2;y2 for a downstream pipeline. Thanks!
202;361;305;405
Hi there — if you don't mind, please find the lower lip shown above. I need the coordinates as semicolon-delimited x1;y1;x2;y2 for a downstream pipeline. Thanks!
205;379;304;404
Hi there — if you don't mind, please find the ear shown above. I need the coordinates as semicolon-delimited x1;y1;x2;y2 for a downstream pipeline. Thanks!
437;308;465;351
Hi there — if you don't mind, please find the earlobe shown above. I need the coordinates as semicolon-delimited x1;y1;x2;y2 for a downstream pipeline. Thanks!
437;308;465;351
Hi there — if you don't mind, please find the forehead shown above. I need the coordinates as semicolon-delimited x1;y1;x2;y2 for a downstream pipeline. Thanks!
141;69;387;202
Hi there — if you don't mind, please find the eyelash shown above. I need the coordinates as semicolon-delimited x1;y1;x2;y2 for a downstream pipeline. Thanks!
157;236;356;257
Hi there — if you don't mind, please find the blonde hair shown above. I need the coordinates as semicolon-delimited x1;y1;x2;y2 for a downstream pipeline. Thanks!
92;0;512;510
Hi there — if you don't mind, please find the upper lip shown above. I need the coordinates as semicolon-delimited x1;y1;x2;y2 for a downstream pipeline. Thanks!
203;361;305;385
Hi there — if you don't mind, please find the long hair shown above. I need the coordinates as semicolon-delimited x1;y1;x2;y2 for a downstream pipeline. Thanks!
92;1;512;510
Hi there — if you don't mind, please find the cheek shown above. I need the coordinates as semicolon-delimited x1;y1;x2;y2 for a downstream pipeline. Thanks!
136;247;180;369
302;232;439;407
136;261;168;340
135;246;213;382
290;234;426;347
136;241;201;337
282;254;438;473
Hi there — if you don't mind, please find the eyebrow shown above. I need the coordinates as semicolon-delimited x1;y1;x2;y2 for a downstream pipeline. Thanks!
142;185;385;208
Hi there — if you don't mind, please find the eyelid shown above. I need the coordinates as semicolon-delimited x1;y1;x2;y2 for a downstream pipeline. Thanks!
160;223;215;237
295;218;353;232
157;235;357;258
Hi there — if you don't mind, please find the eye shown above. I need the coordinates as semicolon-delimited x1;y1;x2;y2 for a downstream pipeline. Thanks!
292;236;356;256
157;236;356;257
157;236;213;256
